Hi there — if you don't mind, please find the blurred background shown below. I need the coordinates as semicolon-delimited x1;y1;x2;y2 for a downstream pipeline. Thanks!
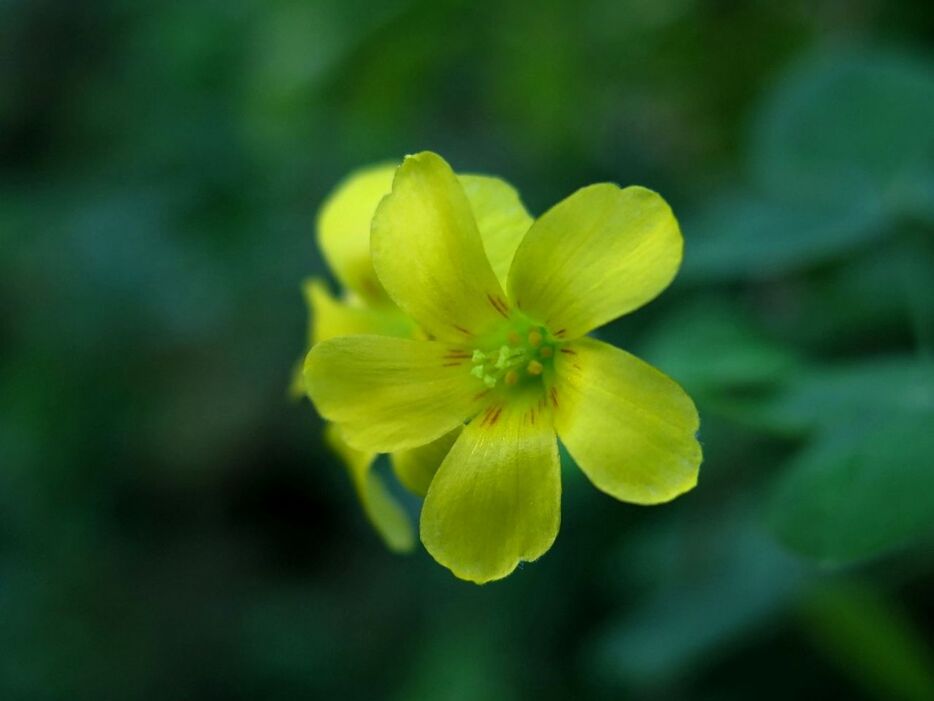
2;0;934;699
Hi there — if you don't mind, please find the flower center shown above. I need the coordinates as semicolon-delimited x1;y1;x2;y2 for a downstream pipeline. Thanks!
469;321;558;391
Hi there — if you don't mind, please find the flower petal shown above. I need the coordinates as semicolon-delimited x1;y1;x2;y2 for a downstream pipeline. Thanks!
553;337;701;505
290;279;417;400
390;426;462;497
420;400;561;584
317;163;396;305
325;424;414;553
304;335;482;453
371;152;510;343
460;174;533;289
303;278;416;345
508;184;683;339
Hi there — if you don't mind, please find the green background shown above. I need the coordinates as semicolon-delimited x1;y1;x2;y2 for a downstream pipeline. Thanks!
2;1;933;699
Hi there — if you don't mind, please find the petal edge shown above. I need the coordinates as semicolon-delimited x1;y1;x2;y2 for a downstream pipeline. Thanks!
371;152;509;343
420;400;561;584
305;335;481;453
553;337;701;505
508;184;683;339
325;425;414;553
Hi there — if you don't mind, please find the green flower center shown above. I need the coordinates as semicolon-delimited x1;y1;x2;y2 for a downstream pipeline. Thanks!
469;317;559;391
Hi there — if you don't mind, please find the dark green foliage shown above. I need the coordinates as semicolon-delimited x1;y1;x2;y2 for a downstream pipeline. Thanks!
2;1;933;699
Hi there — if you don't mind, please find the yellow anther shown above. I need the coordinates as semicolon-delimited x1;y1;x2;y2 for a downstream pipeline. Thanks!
528;330;542;347
527;360;543;376
505;369;519;386
539;346;554;358
507;330;521;346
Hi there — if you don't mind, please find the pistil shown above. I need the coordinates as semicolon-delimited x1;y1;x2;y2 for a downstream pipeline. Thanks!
468;322;557;389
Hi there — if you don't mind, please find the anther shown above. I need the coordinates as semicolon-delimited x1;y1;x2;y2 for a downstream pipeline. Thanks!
527;360;543;376
471;350;487;362
528;330;542;347
470;365;486;379
539;346;554;358
505;369;519;386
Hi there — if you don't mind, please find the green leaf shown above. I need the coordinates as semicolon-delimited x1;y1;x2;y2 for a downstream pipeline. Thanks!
681;191;885;282
890;161;934;225
593;521;805;687
639;298;799;396
769;410;934;564
784;244;920;349
757;357;934;435
750;50;934;216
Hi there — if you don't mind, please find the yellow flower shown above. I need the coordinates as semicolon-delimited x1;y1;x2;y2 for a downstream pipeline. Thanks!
306;151;702;583
297;161;534;554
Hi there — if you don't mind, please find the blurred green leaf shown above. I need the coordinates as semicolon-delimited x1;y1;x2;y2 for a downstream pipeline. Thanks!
750;50;934;219
801;583;934;701
5;1;934;698
639;298;799;396
594;523;805;688
769;410;934;564
681;191;885;282
757;357;934;435
889;160;934;226
782;243;918;351
686;51;934;285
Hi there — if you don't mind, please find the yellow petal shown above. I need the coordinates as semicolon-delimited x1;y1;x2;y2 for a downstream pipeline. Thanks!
460;174;533;289
390;426;462;497
553;337;701;505
420;400;561;584
371;152;511;343
289;279;416;400
325;424;414;553
317;163;396;305
303;278;416;345
508;185;683;339
304;335;482;453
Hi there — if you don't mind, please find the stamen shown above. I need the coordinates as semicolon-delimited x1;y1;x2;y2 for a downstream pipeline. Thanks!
495;346;512;369
467;321;556;390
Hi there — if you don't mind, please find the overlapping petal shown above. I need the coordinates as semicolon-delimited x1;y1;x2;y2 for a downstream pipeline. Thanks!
390;426;462;497
325;425;414;553
553;337;701;505
290;279;417;399
304;278;417;344
508;184;683;340
371;152;512;343
304;335;482;453
420;400;561;584
460;174;533;289
317;163;396;305
305;152;703;577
